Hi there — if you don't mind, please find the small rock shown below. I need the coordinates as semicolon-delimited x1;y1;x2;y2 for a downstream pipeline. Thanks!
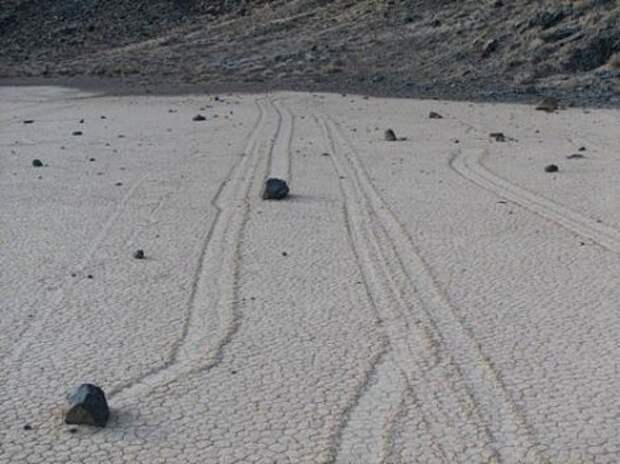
23;120;34;124
535;97;559;112
115;182;123;186
489;132;506;142
79;119;84;124
68;428;78;434
566;154;585;159
32;159;44;167
262;178;289;200
100;116;106;120
23;424;32;431
72;131;83;136
429;111;443;119
192;114;207;122
544;164;559;173
481;39;499;59
578;146;586;152
384;129;397;141
89;157;96;162
87;274;93;279
133;249;145;260
282;251;288;257
321;152;330;157
64;384;109;428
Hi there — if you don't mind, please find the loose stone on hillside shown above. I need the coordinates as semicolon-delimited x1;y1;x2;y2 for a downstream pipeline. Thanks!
23;120;34;124
32;159;43;167
490;132;506;142
535;97;559;112
192;114;207;122
566;154;585;159
262;178;289;200
429;111;443;119
384;129;397;141
544;164;559;173
64;384;110;428
72;131;83;136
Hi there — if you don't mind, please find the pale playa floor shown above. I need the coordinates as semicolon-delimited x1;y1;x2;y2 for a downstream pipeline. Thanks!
1;87;620;464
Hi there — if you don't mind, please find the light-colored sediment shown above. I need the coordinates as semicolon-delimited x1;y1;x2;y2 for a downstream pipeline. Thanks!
1;87;620;463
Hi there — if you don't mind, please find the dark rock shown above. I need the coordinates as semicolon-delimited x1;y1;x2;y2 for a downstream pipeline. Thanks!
23;424;32;431
262;178;289;200
384;129;397;141
321;152;330;156
133;249;145;259
282;251;288;256
489;132;506;142
64;384;109;428
72;131;83;136
23;120;34;124
87;274;93;279
79;119;85;124
115;182;123;186
100;116;106;120
192;114;206;121
544;164;559;173
68;428;78;434
481;39;499;59
535;97;559;112
429;111;443;119
566;153;585;159
32;159;43;167
578;146;587;152
529;9;567;30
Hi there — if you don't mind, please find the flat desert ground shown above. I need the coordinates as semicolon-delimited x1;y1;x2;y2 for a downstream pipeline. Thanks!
2;86;620;464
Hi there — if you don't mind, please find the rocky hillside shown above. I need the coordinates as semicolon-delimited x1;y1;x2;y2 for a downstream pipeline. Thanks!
1;0;619;104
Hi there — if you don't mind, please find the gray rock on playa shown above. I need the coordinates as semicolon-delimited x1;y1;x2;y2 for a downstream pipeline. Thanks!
192;114;206;121
64;384;110;427
544;164;559;173
32;159;43;167
535;97;559;112
262;178;289;200
429;111;443;119
384;129;397;141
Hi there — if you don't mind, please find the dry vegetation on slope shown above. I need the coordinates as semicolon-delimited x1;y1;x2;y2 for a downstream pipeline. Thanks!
1;0;619;103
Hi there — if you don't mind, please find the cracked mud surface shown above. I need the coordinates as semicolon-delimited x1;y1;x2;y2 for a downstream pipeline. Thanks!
2;87;620;463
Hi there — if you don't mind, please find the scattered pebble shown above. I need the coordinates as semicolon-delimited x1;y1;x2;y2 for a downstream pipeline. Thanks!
193;114;207;122
68;428;78;434
79;119;84;124
544;164;559;173
72;131;83;136
32;159;43;167
566;154;585;160
100;116;106;120
87;274;93;279
384;129;397;141
429;111;443;119
262;178;289;200
115;182;123;186
321;152;330;157
64;384;110;428
133;249;145;260
89;157;96;162
23;424;32;431
23;120;34;124
578;146;586;152
535;97;559;112
282;251;288;257
489;132;506;142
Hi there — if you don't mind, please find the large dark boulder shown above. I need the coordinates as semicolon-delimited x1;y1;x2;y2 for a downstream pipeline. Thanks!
262;178;289;200
64;384;110;427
